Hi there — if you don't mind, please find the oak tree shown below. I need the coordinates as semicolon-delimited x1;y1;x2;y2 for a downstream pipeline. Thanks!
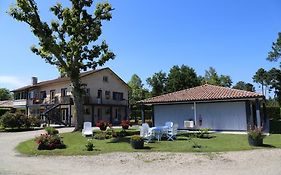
9;0;115;130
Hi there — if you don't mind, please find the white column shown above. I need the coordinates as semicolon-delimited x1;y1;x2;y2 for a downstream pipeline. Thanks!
194;102;197;126
255;99;261;127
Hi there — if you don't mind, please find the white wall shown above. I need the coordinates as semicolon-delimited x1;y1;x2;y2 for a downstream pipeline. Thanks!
154;104;194;128
197;101;247;130
154;101;247;131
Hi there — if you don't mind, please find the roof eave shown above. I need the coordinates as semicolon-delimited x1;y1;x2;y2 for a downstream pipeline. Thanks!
140;96;265;105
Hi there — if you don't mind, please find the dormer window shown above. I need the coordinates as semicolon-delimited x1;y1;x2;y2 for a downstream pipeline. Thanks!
103;76;108;82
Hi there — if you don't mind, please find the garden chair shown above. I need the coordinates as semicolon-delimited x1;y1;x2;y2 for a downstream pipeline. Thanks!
82;122;93;137
140;123;153;142
167;123;178;141
165;121;173;128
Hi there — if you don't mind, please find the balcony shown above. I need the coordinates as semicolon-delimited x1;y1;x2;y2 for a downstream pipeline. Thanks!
13;99;27;107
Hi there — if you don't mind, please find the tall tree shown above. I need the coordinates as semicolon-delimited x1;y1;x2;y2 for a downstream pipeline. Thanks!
233;81;255;92
253;68;269;96
0;88;12;101
128;74;149;105
146;71;167;97
166;65;200;93
219;75;232;88
267;33;281;104
267;68;281;104
203;67;232;87
9;0;115;130
268;32;281;61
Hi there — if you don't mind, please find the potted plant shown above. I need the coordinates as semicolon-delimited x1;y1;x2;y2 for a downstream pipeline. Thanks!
130;135;144;149
120;120;131;130
248;126;266;146
96;120;110;131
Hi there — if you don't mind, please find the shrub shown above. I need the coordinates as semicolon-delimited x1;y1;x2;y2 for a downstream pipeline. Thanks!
130;135;144;149
29;116;41;127
130;135;143;141
93;131;112;140
45;127;59;135
120;120;131;130
35;133;66;150
85;139;94;151
248;126;266;140
0;112;23;129
196;128;211;138
0;112;40;129
96;120;111;131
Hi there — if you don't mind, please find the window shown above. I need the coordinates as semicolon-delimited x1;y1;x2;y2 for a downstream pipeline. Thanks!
40;91;46;99
103;76;108;82
61;88;67;97
97;90;102;98
113;92;123;101
85;88;90;96
50;90;55;100
105;91;110;99
84;106;91;115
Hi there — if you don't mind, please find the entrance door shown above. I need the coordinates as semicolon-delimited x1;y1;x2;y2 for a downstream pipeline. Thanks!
61;108;69;124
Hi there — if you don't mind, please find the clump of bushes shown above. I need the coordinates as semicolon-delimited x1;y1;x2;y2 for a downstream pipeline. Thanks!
96;120;111;131
85;139;94;151
0;112;40;129
120;120;131;130
35;127;66;150
196;128;211;139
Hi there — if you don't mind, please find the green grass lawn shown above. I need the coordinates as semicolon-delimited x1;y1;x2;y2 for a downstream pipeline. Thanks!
16;129;281;156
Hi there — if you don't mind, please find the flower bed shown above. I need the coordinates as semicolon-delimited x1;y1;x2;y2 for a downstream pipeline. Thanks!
35;127;66;150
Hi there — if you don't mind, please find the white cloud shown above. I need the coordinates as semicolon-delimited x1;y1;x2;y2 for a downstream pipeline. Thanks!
0;76;28;90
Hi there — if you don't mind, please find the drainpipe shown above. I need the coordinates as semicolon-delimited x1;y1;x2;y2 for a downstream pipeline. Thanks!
194;102;197;126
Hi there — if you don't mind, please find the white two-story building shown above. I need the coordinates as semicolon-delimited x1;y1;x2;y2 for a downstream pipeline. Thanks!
11;68;130;126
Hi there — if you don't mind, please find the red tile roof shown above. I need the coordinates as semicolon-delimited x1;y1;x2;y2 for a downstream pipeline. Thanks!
140;84;264;104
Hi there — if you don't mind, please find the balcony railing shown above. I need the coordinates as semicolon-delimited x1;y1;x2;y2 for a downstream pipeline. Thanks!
13;99;27;106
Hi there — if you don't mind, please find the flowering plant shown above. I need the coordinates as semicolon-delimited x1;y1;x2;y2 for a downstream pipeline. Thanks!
96;120;111;131
35;133;66;150
248;126;266;140
120;120;131;130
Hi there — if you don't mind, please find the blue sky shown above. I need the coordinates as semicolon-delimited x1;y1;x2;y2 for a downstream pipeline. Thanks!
0;0;281;95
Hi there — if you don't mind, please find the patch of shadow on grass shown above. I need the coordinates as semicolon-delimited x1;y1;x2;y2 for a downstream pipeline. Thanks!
3;128;42;132
259;144;276;148
107;137;130;143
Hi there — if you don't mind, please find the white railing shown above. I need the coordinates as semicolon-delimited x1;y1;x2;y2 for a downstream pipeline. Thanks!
13;99;27;106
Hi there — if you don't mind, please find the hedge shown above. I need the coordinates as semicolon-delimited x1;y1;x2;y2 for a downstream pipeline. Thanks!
266;107;281;120
0;109;10;117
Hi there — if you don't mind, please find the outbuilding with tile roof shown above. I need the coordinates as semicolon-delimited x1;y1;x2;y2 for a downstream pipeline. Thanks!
140;84;268;131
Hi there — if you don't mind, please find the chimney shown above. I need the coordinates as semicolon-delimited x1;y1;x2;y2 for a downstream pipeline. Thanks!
32;77;38;85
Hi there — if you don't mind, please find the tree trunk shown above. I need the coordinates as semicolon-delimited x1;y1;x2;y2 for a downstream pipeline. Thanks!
71;77;84;131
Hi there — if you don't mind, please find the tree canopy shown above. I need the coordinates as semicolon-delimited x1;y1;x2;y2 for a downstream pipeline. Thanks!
9;0;115;130
128;74;149;105
233;81;255;92
166;65;200;93
0;88;13;101
203;67;232;87
253;68;270;96
146;71;167;97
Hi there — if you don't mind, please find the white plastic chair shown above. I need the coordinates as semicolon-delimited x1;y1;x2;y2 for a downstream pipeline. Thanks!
140;123;153;142
167;123;178;141
165;121;173;128
82;122;93;137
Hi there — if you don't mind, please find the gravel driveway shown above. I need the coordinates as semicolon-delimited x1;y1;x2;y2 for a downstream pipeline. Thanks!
0;128;281;175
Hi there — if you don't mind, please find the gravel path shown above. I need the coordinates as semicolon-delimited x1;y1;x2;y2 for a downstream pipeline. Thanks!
0;128;281;175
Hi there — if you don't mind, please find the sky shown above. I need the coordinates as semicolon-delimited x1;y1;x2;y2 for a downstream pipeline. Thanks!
0;0;281;95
